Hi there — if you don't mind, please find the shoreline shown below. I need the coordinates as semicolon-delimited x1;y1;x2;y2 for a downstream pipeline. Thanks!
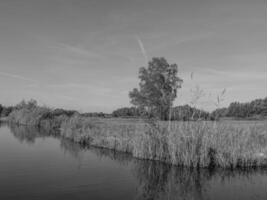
6;114;267;169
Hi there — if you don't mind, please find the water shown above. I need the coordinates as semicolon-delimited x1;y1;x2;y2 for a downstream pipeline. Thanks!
0;123;266;200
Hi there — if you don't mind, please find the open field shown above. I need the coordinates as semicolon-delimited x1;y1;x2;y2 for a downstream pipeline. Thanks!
7;106;267;169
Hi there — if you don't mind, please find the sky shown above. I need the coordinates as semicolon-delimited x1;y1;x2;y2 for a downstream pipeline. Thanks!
0;0;266;113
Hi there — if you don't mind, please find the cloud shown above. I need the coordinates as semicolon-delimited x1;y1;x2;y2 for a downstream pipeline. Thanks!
0;71;38;83
202;68;267;80
143;31;214;53
135;35;148;63
52;43;105;59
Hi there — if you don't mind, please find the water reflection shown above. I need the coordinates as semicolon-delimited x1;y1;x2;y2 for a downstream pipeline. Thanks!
132;163;210;200
10;123;59;144
133;162;267;200
8;124;267;200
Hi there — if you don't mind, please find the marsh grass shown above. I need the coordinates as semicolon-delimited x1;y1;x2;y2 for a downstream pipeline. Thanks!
7;106;267;168
59;115;267;169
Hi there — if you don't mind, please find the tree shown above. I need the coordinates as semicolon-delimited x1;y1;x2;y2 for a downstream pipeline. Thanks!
129;57;183;120
262;98;267;116
0;104;3;116
15;99;37;110
112;107;146;118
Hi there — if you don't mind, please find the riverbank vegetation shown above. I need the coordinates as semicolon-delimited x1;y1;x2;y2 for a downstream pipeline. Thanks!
8;99;76;129
6;99;267;169
61;116;267;168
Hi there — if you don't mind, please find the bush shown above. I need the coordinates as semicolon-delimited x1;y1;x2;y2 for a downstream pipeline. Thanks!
8;100;71;130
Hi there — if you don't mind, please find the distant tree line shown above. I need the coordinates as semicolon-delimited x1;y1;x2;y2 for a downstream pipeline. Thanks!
211;97;267;120
171;105;210;121
1;97;267;121
111;105;210;120
81;112;111;118
111;97;267;120
112;107;146;118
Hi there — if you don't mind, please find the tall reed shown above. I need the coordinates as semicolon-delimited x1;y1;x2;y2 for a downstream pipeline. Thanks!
8;105;267;168
59;115;267;168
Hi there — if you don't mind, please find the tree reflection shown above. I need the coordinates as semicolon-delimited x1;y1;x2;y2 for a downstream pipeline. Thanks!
9;123;55;144
131;161;212;200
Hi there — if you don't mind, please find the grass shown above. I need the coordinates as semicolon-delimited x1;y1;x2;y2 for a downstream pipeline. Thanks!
7;106;267;169
60;116;267;169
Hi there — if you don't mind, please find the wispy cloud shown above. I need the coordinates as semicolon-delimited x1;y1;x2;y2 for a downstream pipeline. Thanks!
203;68;267;80
149;32;214;52
135;35;148;63
0;71;38;83
52;43;105;59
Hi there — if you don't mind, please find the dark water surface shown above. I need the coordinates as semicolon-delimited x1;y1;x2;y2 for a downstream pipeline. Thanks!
0;123;266;200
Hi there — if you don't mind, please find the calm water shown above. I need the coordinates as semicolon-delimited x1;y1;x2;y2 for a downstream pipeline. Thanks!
0;123;266;200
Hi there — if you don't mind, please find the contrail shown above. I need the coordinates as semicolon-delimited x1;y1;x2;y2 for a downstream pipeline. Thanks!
0;71;38;83
135;35;148;63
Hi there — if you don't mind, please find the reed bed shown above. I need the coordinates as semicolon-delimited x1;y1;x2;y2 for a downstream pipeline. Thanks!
7;107;267;168
60;116;267;169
